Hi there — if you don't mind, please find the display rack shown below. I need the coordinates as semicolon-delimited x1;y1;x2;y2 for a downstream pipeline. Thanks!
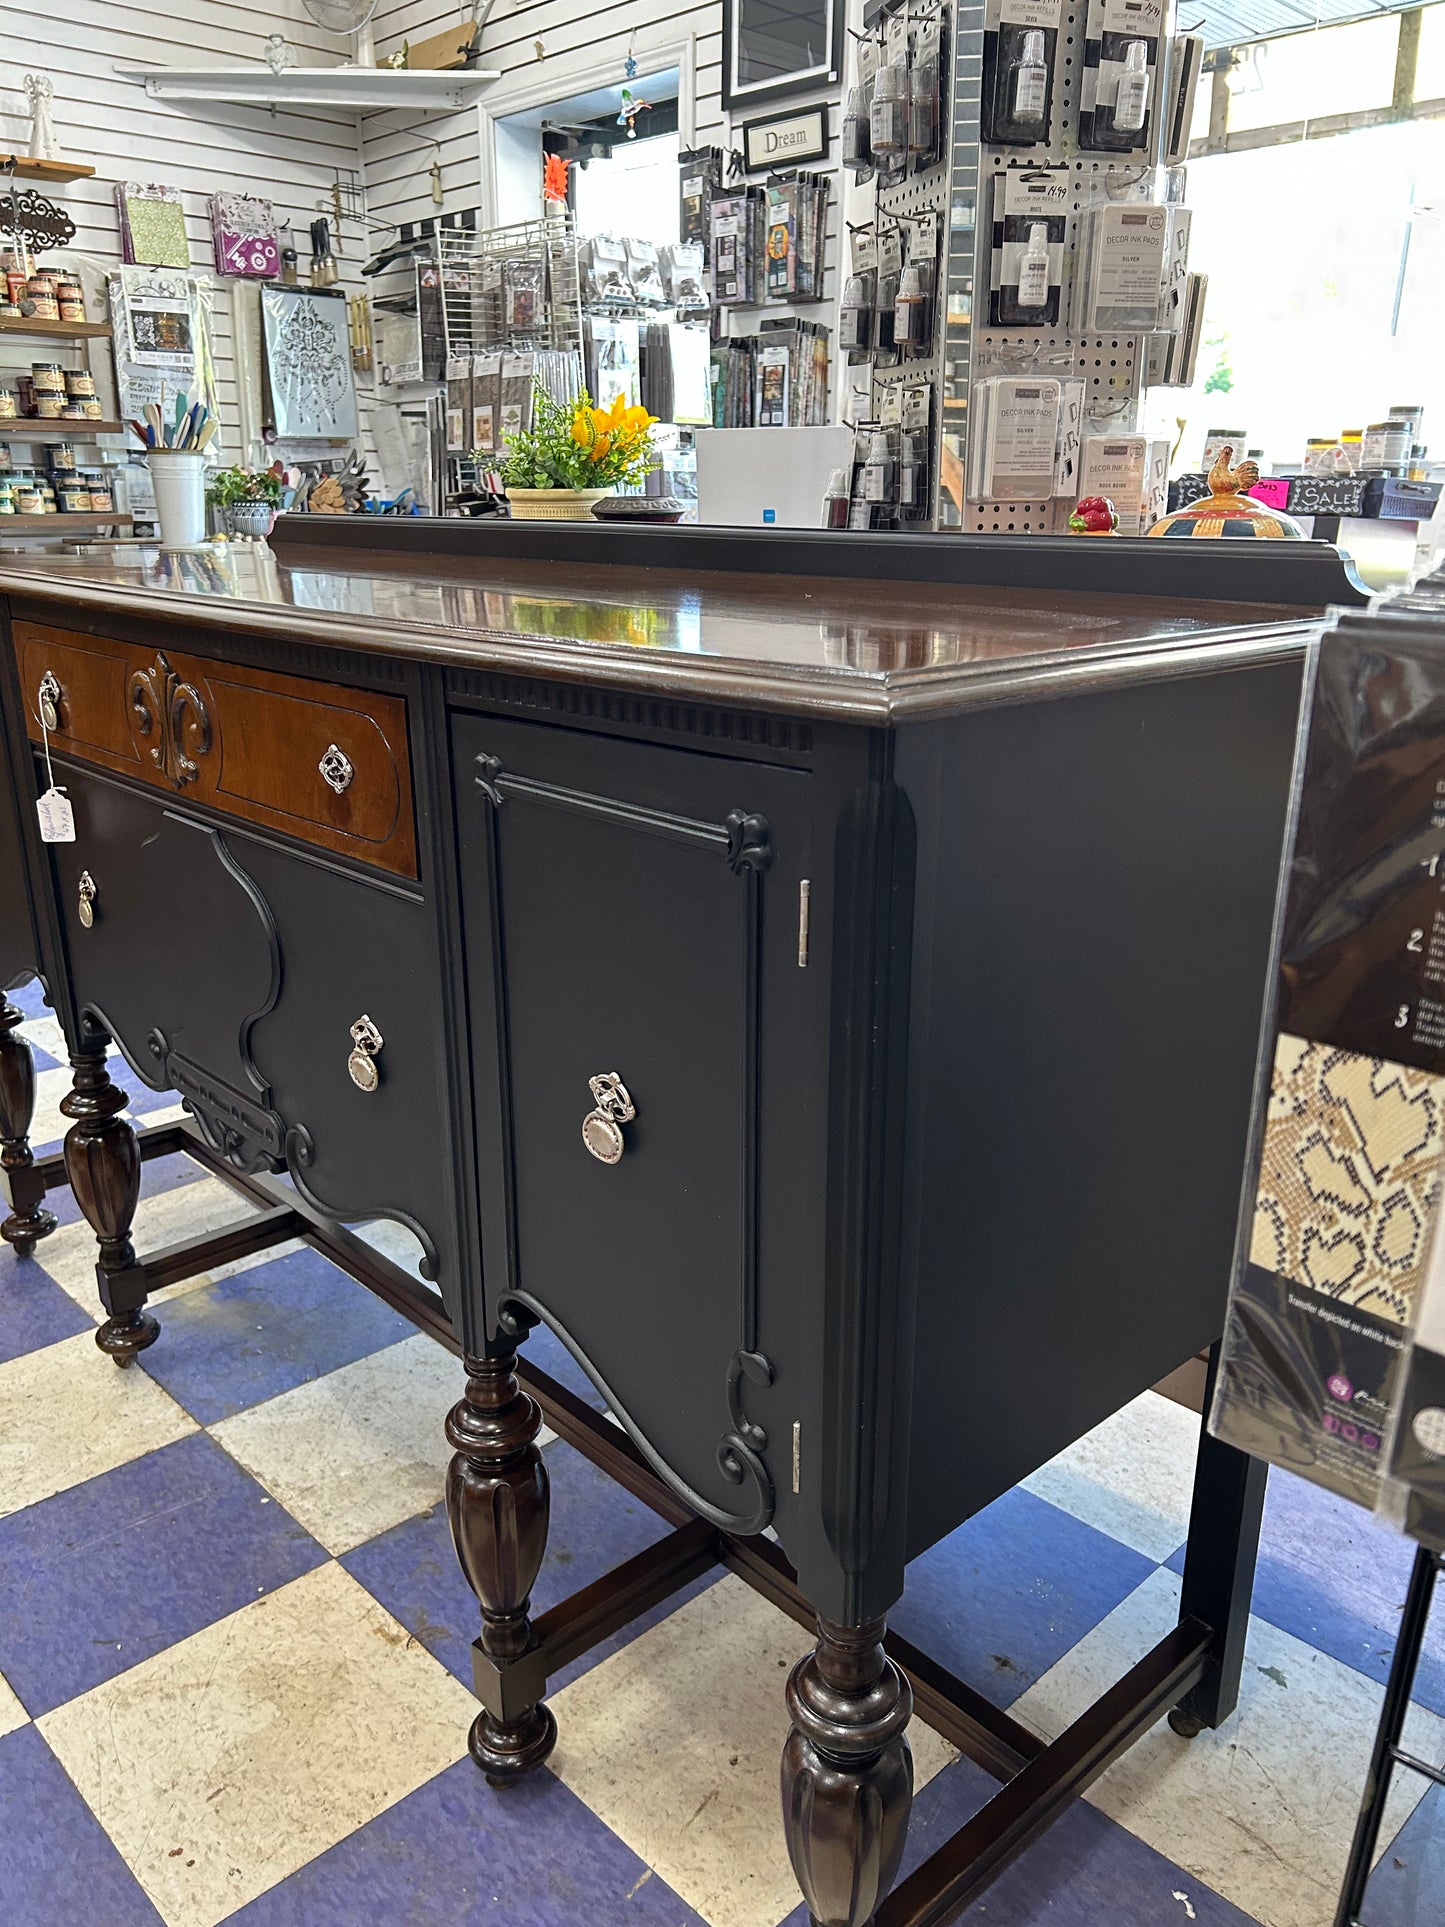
1333;1543;1442;1927
435;214;583;360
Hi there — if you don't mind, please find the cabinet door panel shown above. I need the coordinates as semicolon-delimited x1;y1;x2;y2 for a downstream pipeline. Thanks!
51;763;279;1140
456;715;811;1531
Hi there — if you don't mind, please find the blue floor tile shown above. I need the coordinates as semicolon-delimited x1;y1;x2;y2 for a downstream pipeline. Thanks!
1365;1781;1445;1925
344;1436;716;1695
1166;1467;1445;1718
893;1487;1157;1709
0;1723;164;1925
26;1039;62;1074
139;1246;415;1424
778;1748;1261;1927
0;1431;327;1716
225;1753;709;1926
0;1247;92;1362
7;978;50;1023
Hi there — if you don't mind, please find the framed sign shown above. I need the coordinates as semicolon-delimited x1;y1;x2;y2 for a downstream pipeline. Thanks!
722;0;844;110
741;105;829;170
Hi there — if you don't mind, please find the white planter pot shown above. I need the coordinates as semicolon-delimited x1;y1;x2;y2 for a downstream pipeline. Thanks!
147;451;207;547
506;487;613;523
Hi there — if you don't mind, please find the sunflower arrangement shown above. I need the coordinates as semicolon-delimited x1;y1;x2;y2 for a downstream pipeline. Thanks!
496;385;658;492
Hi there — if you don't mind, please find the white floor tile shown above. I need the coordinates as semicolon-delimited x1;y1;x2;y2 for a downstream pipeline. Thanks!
1012;1567;1445;1927
36;1174;267;1318
1021;1389;1202;1562
209;1334;458;1555
0;1667;28;1739
17;1013;66;1064
0;1329;196;1519
38;1561;474;1927
550;1572;957;1927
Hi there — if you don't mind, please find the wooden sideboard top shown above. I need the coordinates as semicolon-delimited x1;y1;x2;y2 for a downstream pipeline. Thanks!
0;540;1323;723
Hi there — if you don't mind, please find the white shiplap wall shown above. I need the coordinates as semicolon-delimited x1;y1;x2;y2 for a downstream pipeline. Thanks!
360;0;844;413
0;0;367;464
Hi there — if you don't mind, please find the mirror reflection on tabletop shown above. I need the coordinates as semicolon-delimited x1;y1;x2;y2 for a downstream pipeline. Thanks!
11;537;1307;684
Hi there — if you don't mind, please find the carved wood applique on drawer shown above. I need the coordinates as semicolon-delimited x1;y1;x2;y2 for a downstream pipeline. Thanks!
13;621;417;879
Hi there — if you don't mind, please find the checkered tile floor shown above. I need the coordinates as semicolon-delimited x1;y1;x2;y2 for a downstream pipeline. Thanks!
4;972;1444;1927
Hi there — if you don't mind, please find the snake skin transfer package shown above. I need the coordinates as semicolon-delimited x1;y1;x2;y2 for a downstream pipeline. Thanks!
1211;598;1445;1532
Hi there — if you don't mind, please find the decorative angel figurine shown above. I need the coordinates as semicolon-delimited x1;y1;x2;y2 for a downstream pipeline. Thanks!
264;34;298;75
24;75;59;163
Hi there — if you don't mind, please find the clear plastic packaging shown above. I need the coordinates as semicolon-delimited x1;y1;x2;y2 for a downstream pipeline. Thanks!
869;62;907;155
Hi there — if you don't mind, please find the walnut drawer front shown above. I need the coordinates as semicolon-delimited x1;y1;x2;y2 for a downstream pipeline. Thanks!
14;621;416;879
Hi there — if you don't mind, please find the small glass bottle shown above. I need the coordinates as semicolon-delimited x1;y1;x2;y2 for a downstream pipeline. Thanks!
1011;31;1049;129
893;265;929;347
908;58;938;155
821;466;851;529
1112;40;1150;134
870;62;906;155
1016;224;1051;310
839;274;875;355
860;430;895;505
842;86;872;173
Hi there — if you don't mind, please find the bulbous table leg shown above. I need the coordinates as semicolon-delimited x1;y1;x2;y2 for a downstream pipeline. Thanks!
781;1615;914;1927
60;1047;155;1365
446;1346;557;1784
0;996;57;1258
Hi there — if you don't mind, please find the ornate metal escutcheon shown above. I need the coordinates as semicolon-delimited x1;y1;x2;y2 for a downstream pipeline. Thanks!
582;1072;636;1164
37;670;62;734
77;870;96;929
347;1013;384;1092
128;652;213;789
318;743;354;794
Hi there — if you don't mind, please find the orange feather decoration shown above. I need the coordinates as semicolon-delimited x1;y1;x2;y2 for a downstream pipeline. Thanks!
543;153;570;204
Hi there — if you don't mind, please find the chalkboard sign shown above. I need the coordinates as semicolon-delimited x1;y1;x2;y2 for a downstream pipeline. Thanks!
1212;593;1445;1549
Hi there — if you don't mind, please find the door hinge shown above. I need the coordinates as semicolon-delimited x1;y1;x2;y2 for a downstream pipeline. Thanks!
798;880;811;968
792;1420;801;1494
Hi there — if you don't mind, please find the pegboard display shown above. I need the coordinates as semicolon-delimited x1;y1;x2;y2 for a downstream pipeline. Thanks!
854;0;1190;533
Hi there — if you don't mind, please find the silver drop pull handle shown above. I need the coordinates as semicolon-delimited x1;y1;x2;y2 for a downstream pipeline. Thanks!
77;870;96;928
348;1013;383;1092
582;1072;636;1164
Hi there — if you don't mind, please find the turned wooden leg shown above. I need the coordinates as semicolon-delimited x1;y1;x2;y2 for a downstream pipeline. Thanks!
60;1047;155;1366
0;996;57;1258
445;1346;557;1785
781;1616;914;1927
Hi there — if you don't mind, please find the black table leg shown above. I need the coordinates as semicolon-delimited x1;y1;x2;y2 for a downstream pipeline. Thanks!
1168;1341;1267;1737
0;994;57;1258
781;1613;915;1927
1333;1543;1441;1927
446;1344;558;1785
60;1045;156;1365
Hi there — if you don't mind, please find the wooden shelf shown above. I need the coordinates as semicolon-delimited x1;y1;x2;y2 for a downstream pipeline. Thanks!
2;512;132;532
0;155;95;183
0;317;111;341
2;420;125;439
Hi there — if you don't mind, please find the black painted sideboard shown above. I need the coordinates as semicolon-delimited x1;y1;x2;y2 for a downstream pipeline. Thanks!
0;525;1351;1927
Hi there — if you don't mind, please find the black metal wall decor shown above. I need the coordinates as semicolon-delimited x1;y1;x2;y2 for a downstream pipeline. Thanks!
1;179;77;256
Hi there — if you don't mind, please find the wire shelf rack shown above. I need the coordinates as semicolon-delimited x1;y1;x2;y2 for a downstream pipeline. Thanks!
436;212;583;358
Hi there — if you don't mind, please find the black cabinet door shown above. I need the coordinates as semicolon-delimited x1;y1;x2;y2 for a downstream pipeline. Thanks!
50;760;279;1130
48;762;460;1311
455;715;813;1533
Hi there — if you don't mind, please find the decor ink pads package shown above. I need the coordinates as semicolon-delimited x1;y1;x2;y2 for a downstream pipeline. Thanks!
1211;603;1445;1516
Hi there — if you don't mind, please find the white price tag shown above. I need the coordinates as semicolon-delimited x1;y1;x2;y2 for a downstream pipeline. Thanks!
36;787;75;843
